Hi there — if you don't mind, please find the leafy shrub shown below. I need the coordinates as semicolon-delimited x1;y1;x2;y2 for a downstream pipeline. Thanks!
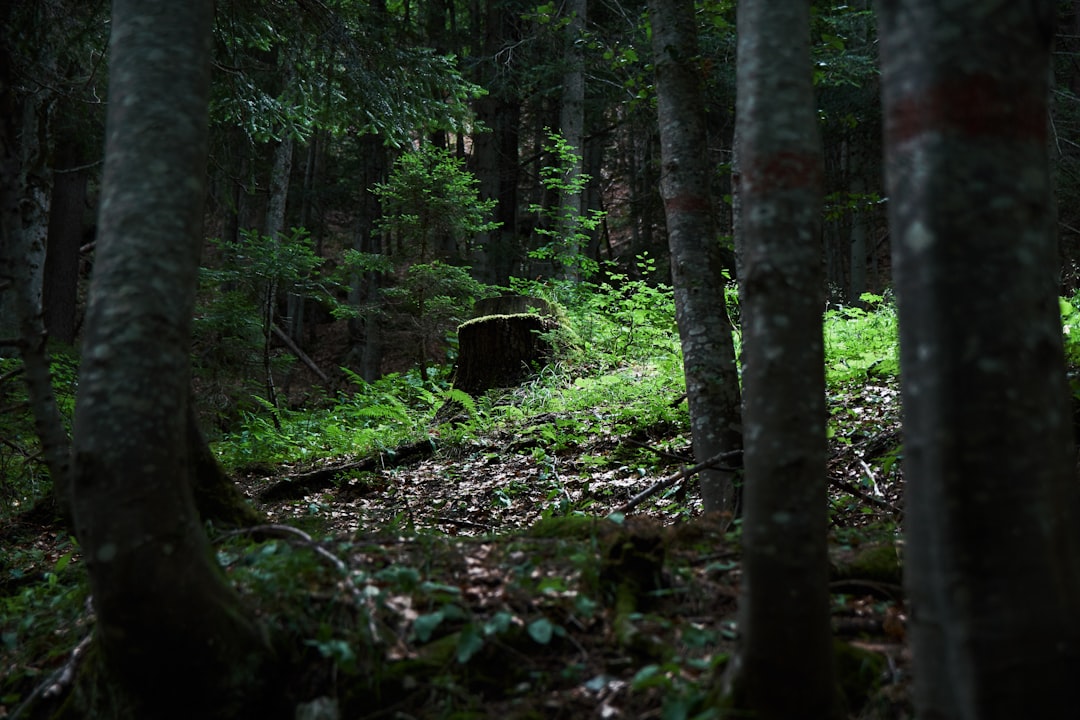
0;350;78;518
823;292;899;385
1060;293;1080;367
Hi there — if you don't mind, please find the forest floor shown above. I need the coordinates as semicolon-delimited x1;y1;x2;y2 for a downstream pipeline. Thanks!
1;378;911;719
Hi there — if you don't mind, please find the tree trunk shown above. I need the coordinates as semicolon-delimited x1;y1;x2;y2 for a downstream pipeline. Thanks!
558;0;586;278
468;0;523;284
648;0;743;518
347;132;388;381
455;298;556;394
43;120;86;347
727;1;835;717
878;2;1080;718
71;1;277;715
0;30;74;520
262;131;294;408
188;397;264;528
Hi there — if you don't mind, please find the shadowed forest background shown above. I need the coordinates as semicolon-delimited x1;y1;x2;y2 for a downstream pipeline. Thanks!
4;1;1080;718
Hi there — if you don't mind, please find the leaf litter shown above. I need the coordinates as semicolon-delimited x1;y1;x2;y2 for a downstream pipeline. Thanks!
2;380;912;719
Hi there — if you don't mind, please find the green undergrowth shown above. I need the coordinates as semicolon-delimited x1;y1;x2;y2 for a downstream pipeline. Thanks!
0;348;79;518
0;530;87;710
207;514;742;719
212;282;904;480
823;292;899;385
1;286;921;718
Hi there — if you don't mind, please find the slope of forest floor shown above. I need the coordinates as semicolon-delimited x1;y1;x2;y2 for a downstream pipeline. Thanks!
1;373;911;719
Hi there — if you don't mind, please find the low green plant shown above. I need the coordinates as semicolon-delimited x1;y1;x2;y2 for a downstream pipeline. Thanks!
213;366;484;470
0;349;79;518
823;292;899;385
1;540;88;708
511;253;680;371
1060;293;1080;367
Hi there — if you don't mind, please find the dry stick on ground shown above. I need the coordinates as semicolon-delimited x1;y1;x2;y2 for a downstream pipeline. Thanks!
625;437;693;465
614;449;743;515
828;475;901;515
11;615;93;720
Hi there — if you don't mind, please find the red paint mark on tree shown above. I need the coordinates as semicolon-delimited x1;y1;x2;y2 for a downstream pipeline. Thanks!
886;73;1046;146
664;193;711;214
739;150;822;193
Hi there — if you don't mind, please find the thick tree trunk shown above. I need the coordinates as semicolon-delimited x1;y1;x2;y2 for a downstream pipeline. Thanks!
455;305;556;394
648;0;743;518
878;2;1080;718
71;1;276;715
727;1;835;717
470;0;523;284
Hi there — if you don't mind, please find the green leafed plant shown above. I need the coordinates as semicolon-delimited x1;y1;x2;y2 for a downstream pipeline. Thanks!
527;130;606;279
823;292;900;385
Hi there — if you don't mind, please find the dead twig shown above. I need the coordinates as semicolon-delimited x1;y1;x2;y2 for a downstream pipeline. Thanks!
271;323;329;383
11;631;93;720
613;449;743;515
829;476;901;515
625;438;692;464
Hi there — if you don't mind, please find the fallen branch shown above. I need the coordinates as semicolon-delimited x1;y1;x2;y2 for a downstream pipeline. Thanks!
12;630;92;720
258;437;437;501
625;438;692;465
613;449;743;515
829;476;901;515
271;322;328;383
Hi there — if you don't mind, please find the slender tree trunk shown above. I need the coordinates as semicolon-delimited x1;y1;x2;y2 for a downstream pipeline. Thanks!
71;1;276;714
287;133;323;346
648;0;743;518
0;33;74;520
348;133;388;381
848;168;868;304
558;0;586;277
727;1;835;717
43;123;86;347
878;2;1080;717
263;131;293;409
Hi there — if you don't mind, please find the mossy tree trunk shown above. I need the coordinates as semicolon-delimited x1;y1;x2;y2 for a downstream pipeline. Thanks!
648;0;744;518
188;398;264;528
70;1;277;716
455;298;556;394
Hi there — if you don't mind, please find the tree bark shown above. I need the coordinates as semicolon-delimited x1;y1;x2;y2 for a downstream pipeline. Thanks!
71;1;277;715
347;132;388;381
727;1;835;717
43;118;87;347
187;397;264;528
470;0;523;285
0;18;74;520
878;2;1080;718
558;0;587;278
648;0;743;518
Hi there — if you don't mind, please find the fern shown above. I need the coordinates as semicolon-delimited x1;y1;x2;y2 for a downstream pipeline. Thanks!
348;396;412;425
443;388;478;417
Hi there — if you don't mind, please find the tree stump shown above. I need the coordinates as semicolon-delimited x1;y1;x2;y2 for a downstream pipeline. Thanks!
453;296;557;394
